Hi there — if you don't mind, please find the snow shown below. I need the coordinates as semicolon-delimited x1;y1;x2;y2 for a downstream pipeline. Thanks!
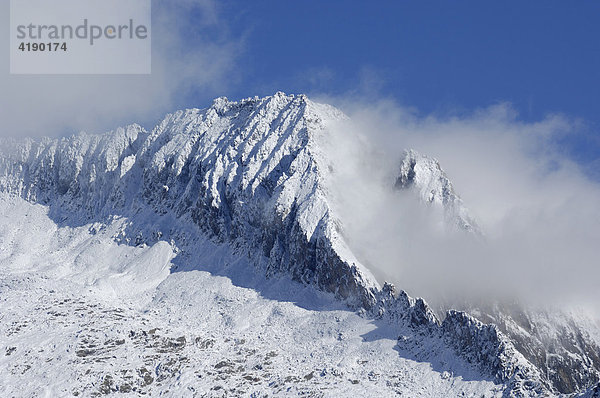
0;92;598;396
0;193;503;397
396;149;480;233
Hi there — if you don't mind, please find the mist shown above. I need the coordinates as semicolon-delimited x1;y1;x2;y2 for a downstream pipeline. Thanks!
321;98;600;314
0;0;241;138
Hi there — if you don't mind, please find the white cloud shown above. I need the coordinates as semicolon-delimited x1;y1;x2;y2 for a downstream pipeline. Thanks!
320;96;600;313
0;0;241;137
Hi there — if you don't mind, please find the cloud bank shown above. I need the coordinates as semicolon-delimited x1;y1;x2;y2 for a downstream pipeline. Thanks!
321;97;600;313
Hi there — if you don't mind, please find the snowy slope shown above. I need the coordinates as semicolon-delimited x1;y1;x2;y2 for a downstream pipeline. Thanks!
0;193;508;397
0;93;598;396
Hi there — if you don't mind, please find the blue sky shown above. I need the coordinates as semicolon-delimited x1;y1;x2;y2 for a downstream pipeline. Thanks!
192;1;600;171
1;1;599;174
215;1;599;121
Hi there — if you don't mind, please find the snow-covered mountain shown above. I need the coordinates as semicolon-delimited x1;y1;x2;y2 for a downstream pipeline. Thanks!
394;150;600;395
395;149;480;233
0;93;598;397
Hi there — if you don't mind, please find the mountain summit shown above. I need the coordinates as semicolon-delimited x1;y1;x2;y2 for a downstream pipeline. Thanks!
0;93;598;396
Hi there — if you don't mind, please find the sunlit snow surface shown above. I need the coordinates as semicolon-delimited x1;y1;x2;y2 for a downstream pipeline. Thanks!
0;194;502;397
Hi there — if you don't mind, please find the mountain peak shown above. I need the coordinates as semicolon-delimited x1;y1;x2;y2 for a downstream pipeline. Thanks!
0;93;598;395
396;149;480;233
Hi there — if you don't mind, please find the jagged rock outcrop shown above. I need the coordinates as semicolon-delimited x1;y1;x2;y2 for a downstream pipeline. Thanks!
396;149;480;233
441;310;551;397
375;282;439;333
578;382;600;398
469;303;600;394
378;282;553;396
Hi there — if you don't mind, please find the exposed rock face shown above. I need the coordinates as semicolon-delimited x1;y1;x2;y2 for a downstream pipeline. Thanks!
470;304;600;394
579;382;600;398
441;310;550;397
395;149;480;233
0;93;598;396
0;93;378;310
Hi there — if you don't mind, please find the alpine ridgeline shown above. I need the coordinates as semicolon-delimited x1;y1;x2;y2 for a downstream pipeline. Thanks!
0;93;598;396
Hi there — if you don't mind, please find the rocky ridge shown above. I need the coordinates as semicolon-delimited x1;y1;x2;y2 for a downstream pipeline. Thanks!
1;93;598;396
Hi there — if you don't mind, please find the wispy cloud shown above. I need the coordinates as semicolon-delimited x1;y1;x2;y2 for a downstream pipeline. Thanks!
0;0;241;138
320;95;600;313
